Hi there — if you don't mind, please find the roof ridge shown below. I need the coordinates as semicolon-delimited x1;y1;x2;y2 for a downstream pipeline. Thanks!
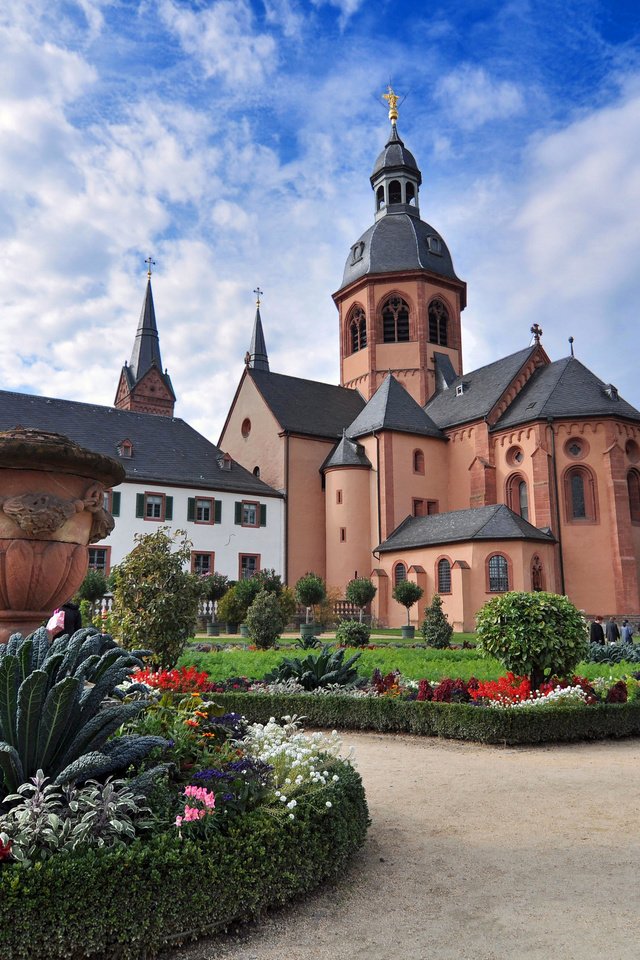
534;355;573;417
470;503;502;538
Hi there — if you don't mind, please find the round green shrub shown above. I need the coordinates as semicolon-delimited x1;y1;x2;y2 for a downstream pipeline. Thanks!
475;590;588;688
217;586;245;626
392;580;424;625
345;578;377;622
295;573;327;623
421;594;453;649
245;589;287;650
335;619;371;647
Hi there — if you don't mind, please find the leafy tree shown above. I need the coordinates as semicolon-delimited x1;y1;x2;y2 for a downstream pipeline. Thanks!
345;577;377;623
200;573;229;623
278;586;297;627
421;594;453;649
217;587;245;627
234;569;285;622
392;580;424;626
245;590;286;650
295;573;327;624
110;528;202;668
252;568;283;595
76;569;109;622
475;590;588;689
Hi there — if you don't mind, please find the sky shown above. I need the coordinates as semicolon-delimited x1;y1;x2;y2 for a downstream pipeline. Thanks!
1;0;640;443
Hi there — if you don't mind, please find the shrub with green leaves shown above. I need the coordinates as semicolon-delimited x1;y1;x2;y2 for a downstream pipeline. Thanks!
476;590;588;689
245;590;286;650
345;578;377;623
295;573;327;624
263;645;361;691
335;620;371;648
111;527;202;667
0;628;167;798
421;594;453;649
217;587;245;626
392;580;424;625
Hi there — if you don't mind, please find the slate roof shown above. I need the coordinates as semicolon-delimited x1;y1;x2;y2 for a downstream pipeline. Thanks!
341;214;459;289
371;123;421;181
130;278;163;381
377;504;556;552
424;346;537;430
321;434;371;471
495;356;640;429
248;306;269;372
249;370;366;439
0;389;280;496
347;374;445;440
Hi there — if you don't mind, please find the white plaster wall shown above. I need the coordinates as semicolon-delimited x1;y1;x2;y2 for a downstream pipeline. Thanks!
95;480;285;580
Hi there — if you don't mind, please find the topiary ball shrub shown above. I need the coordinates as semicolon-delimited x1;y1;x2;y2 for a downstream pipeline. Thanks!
475;590;588;690
335;620;370;648
421;594;453;649
245;589;286;650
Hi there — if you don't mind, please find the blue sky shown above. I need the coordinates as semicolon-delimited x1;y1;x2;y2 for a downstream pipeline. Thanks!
1;0;639;441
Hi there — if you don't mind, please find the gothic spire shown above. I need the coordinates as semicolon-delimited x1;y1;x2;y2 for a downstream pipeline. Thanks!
129;275;163;381
248;289;269;372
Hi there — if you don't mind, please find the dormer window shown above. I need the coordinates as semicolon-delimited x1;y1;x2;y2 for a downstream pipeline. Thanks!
117;439;133;458
427;236;442;255
456;384;465;397
604;384;619;400
219;452;232;471
351;241;365;263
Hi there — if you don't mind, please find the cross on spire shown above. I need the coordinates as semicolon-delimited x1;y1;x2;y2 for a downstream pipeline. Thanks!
253;286;263;307
530;323;543;345
145;256;156;277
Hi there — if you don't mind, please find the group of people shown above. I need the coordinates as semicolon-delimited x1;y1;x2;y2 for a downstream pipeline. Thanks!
589;616;637;645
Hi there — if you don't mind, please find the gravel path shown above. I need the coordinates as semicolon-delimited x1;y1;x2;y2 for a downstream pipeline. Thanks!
168;732;640;960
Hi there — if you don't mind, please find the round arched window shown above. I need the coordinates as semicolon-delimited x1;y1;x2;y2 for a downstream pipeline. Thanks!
241;418;251;438
626;439;640;464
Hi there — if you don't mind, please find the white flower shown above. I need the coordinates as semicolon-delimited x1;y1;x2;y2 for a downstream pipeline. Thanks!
287;799;297;809
289;813;295;820
326;801;332;808
332;775;339;782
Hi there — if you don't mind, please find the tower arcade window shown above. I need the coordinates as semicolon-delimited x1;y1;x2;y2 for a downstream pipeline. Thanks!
382;296;410;343
348;306;367;353
376;185;385;210
428;299;449;347
388;179;402;204
564;466;597;522
406;182;416;206
628;469;640;522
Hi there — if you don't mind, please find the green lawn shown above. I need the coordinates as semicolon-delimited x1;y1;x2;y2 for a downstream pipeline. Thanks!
180;646;640;684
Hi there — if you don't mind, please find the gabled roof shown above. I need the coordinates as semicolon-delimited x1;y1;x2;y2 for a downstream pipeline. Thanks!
377;503;556;552
347;374;445;440
321;434;371;471
495;356;640;430
0;389;280;496
249;369;366;440
424;346;538;430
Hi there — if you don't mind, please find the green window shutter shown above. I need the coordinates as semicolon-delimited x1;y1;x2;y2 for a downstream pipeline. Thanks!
260;504;267;527
136;493;144;518
187;498;195;522
214;500;222;524
165;496;173;521
111;492;121;517
235;502;242;525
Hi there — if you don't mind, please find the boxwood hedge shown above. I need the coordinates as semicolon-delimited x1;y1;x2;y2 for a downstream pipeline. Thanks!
209;692;640;745
0;760;367;960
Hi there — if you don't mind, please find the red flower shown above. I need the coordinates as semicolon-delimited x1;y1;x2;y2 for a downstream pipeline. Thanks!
0;838;12;861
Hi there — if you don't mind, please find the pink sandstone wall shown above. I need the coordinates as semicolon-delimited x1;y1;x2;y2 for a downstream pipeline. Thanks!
286;435;333;586
324;466;373;592
219;374;285;491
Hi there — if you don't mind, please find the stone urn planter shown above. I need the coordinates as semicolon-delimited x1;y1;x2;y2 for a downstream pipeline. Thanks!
401;625;415;640
0;428;125;643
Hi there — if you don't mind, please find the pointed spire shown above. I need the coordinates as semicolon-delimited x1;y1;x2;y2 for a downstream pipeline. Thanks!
248;288;269;372
129;275;163;381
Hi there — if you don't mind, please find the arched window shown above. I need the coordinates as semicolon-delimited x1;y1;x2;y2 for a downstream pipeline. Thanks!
488;554;509;593
628;469;640;522
348;306;367;354
394;562;407;586
382;296;410;343
531;555;544;591
406;182;416;206
564;466;597;522
506;474;529;522
413;449;425;474
253;466;260;478
428;299;449;347
437;558;452;594
376;185;385;210
389;180;402;204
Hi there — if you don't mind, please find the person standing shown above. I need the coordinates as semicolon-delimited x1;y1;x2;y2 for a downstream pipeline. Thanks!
621;619;634;644
589;616;605;645
605;616;620;644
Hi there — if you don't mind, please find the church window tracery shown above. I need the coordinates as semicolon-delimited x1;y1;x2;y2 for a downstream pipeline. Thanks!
564;466;597;522
348;306;367;353
428;299;449;347
487;554;509;592
382;296;410;343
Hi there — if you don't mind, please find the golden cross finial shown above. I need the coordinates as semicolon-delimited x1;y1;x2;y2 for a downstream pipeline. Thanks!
382;85;399;123
145;256;156;278
253;286;263;307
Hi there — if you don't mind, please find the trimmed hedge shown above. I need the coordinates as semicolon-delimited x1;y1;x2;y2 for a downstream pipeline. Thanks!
209;692;640;745
0;761;367;960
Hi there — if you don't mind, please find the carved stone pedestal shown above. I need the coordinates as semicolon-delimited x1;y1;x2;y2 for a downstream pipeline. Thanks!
0;428;125;642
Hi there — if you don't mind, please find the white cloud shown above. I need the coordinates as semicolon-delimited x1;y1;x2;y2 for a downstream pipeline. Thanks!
159;0;278;89
310;0;364;29
436;64;525;130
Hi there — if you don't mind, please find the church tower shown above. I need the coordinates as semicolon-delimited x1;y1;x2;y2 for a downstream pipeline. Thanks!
114;263;176;416
333;90;467;405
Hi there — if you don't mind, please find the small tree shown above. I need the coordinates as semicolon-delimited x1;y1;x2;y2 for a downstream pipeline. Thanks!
217;586;245;627
475;590;588;689
295;573;327;624
392;580;424;626
421;594;453;649
279;586;297;627
110;527;202;668
200;572;229;623
76;569;109;623
345;577;377;623
245;589;286;650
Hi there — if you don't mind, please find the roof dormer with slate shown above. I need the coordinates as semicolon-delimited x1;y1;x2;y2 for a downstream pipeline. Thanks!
115;272;176;417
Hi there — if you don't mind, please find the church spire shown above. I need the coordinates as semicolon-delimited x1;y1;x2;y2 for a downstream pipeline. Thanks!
248;287;269;372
